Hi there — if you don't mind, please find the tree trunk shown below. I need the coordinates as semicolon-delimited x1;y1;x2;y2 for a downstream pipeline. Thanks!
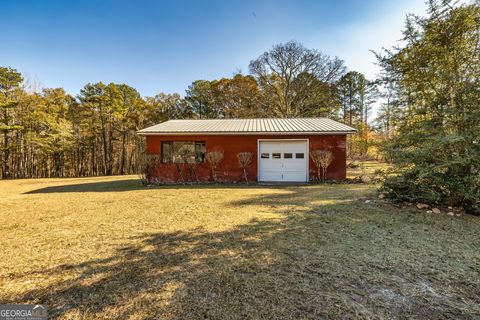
2;131;9;179
186;163;194;184
211;165;217;182
102;129;108;176
190;163;199;183
175;163;185;184
99;114;112;176
119;131;127;175
107;123;113;175
243;167;248;184
91;143;96;176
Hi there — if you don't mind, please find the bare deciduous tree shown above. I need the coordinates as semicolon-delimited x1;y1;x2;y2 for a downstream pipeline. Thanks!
139;153;160;185
236;152;253;184
249;40;346;117
206;151;224;182
172;143;186;184
177;144;198;183
310;150;334;183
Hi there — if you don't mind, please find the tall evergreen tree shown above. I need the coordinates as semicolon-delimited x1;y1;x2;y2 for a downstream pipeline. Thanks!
377;0;480;214
185;80;217;119
375;83;402;140
337;71;378;157
0;67;23;178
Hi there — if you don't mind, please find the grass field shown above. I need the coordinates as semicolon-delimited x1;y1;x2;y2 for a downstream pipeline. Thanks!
1;174;480;319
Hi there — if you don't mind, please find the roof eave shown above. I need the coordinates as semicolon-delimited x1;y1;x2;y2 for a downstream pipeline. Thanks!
136;131;357;136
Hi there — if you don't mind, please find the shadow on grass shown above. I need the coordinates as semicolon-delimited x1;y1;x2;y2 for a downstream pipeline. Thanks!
9;188;480;319
23;179;144;194
23;179;293;194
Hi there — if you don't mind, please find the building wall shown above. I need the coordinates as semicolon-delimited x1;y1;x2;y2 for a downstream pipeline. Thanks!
145;134;347;183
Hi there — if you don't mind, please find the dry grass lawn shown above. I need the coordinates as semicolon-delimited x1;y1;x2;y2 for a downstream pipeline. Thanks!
1;175;480;319
346;160;390;180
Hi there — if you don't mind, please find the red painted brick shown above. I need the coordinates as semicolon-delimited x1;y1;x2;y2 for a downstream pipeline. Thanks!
145;134;347;183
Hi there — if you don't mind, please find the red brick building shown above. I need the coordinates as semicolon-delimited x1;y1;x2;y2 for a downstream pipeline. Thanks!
138;118;356;183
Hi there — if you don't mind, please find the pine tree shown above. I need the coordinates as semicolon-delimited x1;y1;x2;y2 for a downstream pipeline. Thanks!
0;67;23;178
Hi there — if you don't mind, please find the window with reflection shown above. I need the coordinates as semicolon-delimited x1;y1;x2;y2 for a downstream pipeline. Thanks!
161;141;206;163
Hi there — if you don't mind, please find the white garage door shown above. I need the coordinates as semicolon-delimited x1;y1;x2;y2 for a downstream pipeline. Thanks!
258;140;308;182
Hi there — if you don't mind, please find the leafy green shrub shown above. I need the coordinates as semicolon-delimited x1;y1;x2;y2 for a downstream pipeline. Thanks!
380;135;480;214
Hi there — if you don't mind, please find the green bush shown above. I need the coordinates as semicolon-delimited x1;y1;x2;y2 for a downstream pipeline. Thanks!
376;2;480;215
381;133;480;214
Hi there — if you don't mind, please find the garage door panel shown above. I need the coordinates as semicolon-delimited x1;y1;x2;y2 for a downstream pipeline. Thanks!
283;171;306;182
260;171;283;181
261;159;283;170
258;140;308;182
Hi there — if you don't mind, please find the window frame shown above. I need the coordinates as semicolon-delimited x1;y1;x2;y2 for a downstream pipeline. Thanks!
161;141;173;163
161;141;206;164
194;141;206;164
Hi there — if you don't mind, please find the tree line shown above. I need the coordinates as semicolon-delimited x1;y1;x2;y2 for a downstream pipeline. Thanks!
1;41;389;179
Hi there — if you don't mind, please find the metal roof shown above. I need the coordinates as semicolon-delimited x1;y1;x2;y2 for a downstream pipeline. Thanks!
137;118;357;135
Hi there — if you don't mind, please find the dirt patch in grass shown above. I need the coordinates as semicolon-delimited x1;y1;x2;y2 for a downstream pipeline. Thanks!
1;176;479;319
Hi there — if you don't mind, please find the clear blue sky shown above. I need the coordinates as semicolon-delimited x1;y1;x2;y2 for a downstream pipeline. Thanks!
1;0;426;97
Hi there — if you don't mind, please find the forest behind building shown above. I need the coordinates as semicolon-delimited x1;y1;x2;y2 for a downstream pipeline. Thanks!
0;40;386;179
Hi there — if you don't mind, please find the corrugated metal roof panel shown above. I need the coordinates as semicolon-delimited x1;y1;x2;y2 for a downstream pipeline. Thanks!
138;118;357;135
